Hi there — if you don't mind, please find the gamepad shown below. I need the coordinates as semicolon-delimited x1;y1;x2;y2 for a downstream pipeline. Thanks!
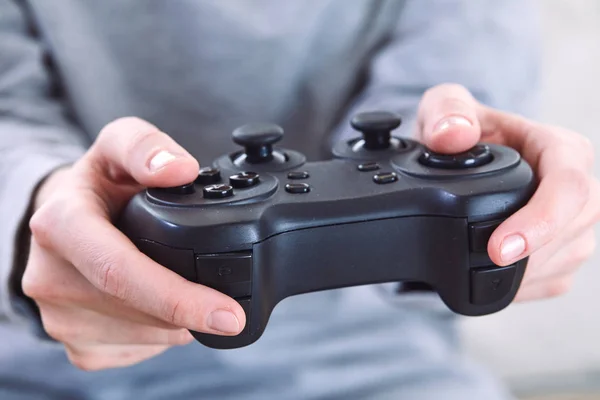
117;111;536;349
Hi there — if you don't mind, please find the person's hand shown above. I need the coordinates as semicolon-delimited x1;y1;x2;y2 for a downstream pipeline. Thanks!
417;84;600;302
23;117;246;371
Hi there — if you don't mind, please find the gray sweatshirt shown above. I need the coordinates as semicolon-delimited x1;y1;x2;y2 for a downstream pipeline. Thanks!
0;1;540;399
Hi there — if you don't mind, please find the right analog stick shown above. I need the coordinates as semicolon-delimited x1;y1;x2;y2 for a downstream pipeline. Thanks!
419;144;493;169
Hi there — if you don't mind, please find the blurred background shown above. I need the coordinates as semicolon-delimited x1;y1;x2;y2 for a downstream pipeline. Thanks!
0;1;597;399
460;0;600;398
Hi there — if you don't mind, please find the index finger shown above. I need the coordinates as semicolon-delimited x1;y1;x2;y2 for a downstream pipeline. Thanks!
479;107;593;266
30;194;246;336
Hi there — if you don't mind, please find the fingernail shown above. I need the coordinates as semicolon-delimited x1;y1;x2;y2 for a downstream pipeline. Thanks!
433;116;472;136
149;150;177;172
500;234;526;263
207;310;240;334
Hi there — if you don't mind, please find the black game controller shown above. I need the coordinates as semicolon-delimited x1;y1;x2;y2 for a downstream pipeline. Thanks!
117;111;536;349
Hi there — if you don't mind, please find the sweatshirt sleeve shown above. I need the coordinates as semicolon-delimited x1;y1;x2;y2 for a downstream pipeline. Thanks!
0;0;88;326
333;0;542;141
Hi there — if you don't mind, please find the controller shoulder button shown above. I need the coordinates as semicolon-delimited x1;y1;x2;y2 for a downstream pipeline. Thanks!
469;219;503;253
196;252;252;298
135;239;196;282
470;264;518;305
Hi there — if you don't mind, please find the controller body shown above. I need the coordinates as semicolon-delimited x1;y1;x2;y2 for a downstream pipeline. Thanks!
117;112;536;349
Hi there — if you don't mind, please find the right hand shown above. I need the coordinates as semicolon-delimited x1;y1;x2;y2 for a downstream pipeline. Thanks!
23;117;246;371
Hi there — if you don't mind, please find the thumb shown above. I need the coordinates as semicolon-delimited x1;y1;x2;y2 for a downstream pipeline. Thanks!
83;117;199;187
417;84;482;154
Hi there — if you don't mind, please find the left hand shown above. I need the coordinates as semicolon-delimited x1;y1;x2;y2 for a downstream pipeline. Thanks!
416;84;600;302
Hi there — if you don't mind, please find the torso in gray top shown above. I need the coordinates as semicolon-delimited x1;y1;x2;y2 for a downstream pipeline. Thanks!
0;1;539;399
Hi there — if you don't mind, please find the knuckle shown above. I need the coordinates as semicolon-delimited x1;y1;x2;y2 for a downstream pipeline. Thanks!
531;217;557;242
98;116;166;165
431;83;469;96
438;97;473;114
557;129;594;169
574;233;597;264
98;116;146;138
579;134;593;152
168;329;194;345
424;83;475;107
21;273;56;302
30;195;85;248
164;297;187;327
585;148;595;170
577;135;594;164
162;293;204;330
65;349;100;372
29;206;56;247
124;127;166;164
128;128;160;149
546;279;573;298
43;322;68;342
40;313;72;343
567;134;595;170
90;252;129;300
21;262;40;300
561;168;591;201
21;260;62;303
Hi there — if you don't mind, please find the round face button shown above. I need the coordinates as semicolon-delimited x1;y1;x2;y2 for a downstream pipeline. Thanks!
203;184;234;199
162;182;195;195
373;172;398;184
196;167;221;185
229;172;260;188
285;183;311;194
419;144;493;169
287;171;309;180
357;162;380;172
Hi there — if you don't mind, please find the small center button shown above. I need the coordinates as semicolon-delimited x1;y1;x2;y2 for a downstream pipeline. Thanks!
358;162;380;172
203;184;234;199
373;172;398;184
287;171;309;180
229;171;260;188
196;167;221;185
285;183;310;194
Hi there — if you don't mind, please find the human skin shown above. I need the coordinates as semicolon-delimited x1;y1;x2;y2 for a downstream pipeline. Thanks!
23;84;600;370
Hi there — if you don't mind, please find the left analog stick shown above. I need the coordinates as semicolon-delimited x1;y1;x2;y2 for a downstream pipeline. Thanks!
350;111;402;150
232;123;286;165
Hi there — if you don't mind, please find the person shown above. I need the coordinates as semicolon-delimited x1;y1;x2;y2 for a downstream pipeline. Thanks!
1;1;598;399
